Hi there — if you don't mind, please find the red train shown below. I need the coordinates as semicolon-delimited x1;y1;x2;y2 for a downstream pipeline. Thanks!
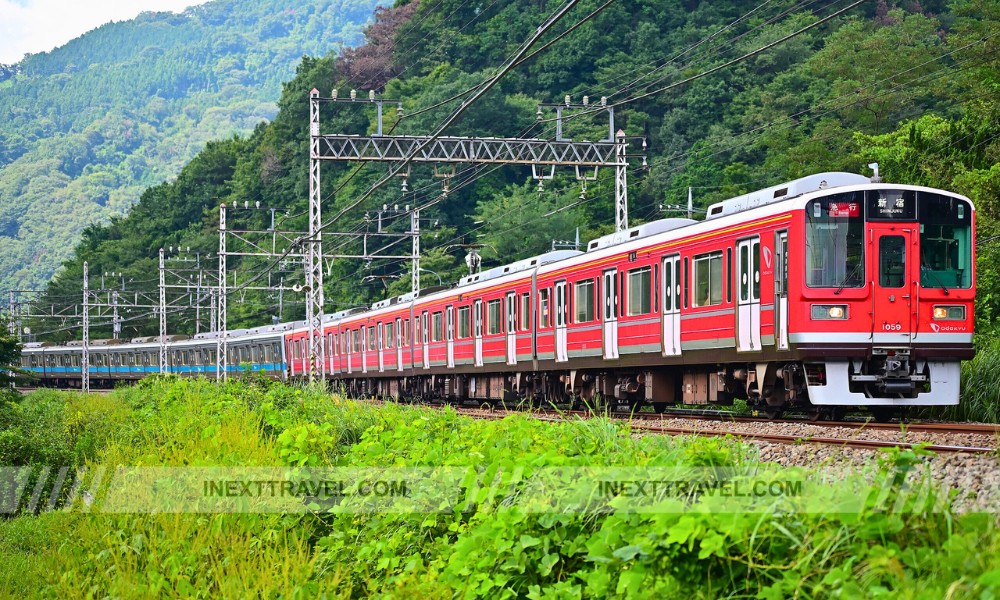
290;171;974;418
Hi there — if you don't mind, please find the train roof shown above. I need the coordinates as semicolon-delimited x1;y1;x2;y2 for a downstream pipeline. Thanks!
458;250;583;287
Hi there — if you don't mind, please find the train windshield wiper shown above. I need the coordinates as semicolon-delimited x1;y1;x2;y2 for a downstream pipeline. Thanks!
921;266;950;295
834;262;862;295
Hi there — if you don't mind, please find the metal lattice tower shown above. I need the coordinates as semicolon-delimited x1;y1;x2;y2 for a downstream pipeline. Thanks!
158;248;167;373
217;205;228;381
411;209;420;294
307;90;326;383
615;129;628;231
81;262;89;393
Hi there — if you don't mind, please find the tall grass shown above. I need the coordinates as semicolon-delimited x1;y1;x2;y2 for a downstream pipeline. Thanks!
1;378;999;597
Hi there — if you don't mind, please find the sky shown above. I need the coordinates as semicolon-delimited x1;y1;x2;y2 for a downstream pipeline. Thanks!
0;0;210;64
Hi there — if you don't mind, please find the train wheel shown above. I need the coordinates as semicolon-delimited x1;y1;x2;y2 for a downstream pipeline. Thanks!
764;408;783;420
806;408;823;421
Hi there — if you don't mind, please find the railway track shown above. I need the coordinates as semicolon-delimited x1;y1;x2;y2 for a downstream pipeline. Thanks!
614;408;1000;437
446;406;998;455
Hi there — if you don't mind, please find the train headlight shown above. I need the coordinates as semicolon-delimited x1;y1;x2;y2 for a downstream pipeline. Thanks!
811;304;848;320
932;305;965;320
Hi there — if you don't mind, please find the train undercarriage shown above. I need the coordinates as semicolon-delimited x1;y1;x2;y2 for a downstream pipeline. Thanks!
331;354;951;422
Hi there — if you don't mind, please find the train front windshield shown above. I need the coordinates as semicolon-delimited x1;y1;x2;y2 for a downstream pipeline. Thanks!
917;193;972;289
805;189;973;289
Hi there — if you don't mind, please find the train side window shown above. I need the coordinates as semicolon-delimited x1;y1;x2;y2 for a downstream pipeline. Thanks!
539;289;551;328
619;272;625;317
726;248;733;303
384;322;393;349
432;312;443;342
458;306;470;338
574;279;595;323
627;267;652;316
520;293;530;330
653;264;659;313
683;258;690;308
693;251;724;307
487;299;502;335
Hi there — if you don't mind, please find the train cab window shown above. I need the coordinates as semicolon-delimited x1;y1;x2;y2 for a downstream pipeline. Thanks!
458;307;471;338
574;280;595;323
487;299;502;335
627;267;652;316
693;252;724;307
919;193;972;289
386;322;395;349
806;194;865;288
539;289;551;328
432;312;443;342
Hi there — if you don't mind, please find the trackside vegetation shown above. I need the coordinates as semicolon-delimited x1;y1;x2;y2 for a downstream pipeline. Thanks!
1;377;999;598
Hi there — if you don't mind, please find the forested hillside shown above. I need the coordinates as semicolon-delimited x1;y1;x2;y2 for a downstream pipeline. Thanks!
31;0;1000;341
0;0;381;292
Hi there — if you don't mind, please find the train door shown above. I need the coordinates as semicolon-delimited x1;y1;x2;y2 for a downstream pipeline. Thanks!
474;299;484;367
396;317;404;371
446;306;455;368
422;311;430;369
737;237;762;351
346;332;353;374
870;225;916;343
602;269;619;359
774;231;790;350
506;292;517;365
661;255;681;356
361;327;368;374
377;322;384;372
555;281;568;362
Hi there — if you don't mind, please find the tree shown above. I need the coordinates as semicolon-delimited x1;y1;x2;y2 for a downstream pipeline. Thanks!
0;319;22;394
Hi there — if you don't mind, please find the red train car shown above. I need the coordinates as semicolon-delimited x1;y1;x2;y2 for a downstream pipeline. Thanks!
290;172;974;419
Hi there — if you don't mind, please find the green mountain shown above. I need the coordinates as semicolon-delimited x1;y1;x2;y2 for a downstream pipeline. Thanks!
0;0;381;292
27;0;1000;340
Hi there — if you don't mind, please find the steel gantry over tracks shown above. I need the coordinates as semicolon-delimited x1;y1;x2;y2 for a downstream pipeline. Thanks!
304;89;641;383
